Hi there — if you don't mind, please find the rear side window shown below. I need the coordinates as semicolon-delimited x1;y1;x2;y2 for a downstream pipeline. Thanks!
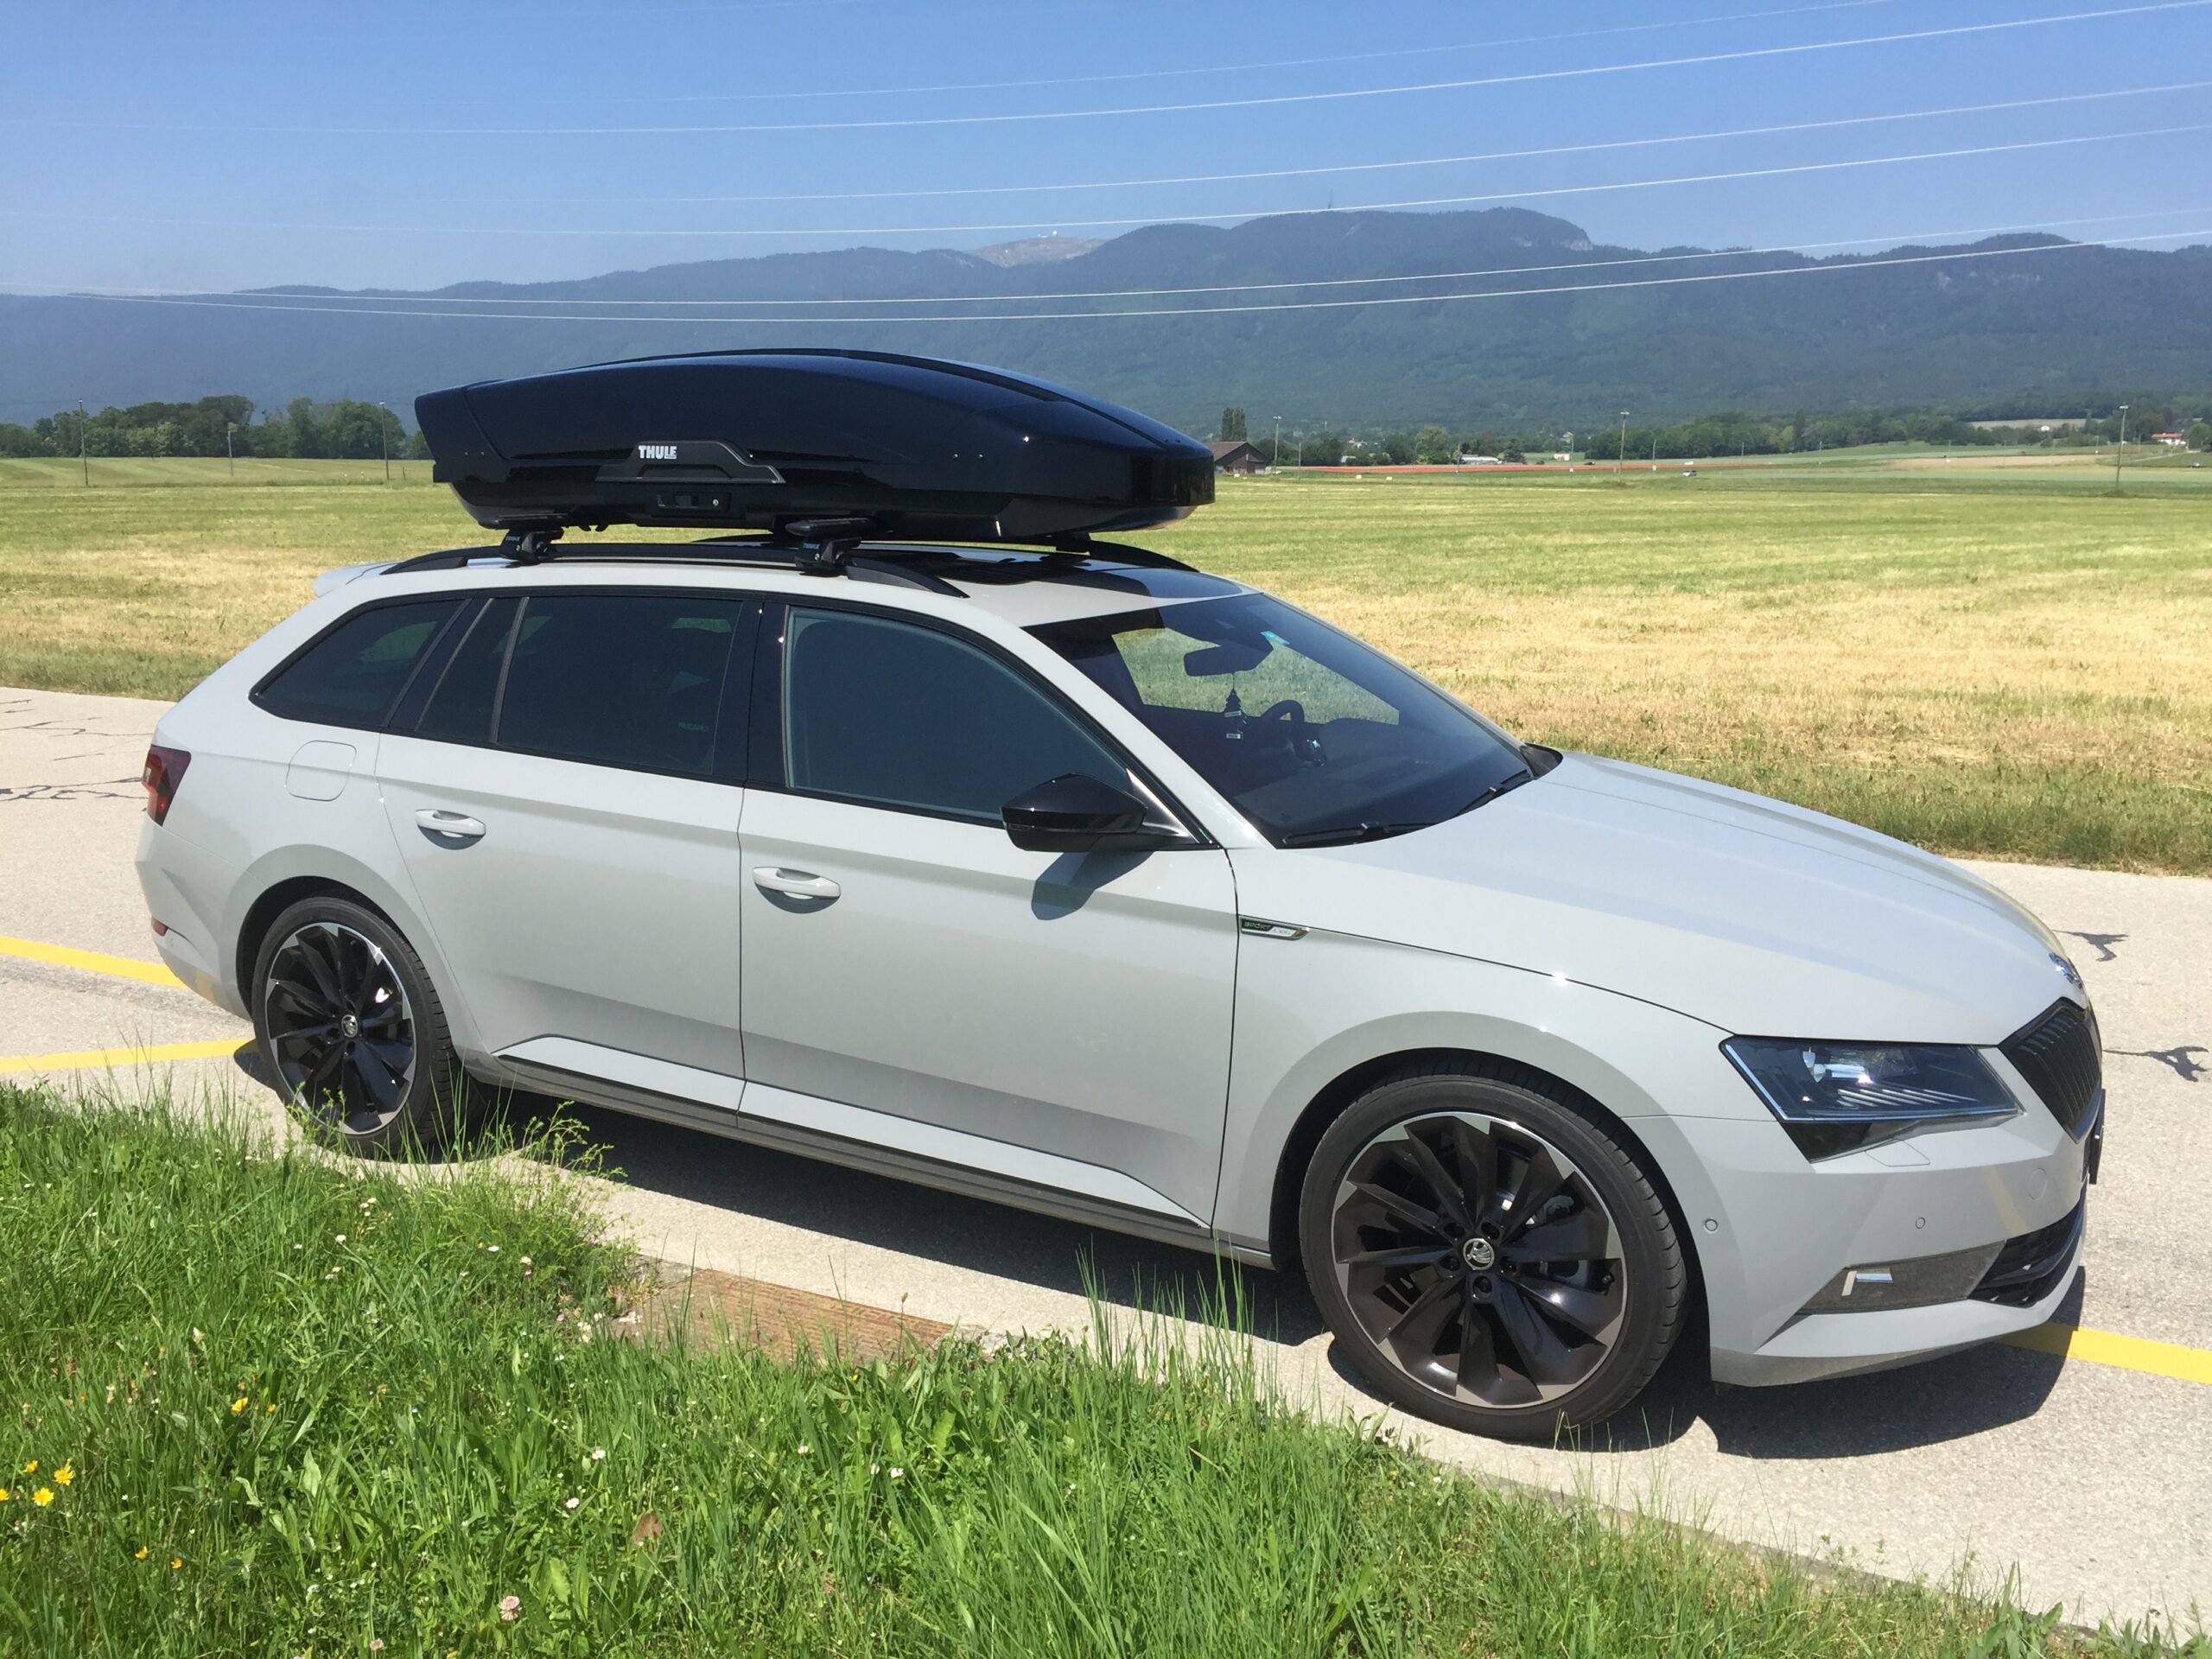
417;596;518;745
256;600;459;728
499;594;746;776
782;607;1124;822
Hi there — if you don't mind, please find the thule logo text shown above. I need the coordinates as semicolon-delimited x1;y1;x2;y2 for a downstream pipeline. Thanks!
636;443;680;461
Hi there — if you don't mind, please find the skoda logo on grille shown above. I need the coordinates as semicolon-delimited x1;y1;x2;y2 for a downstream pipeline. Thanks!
2049;952;2083;989
1460;1236;1496;1271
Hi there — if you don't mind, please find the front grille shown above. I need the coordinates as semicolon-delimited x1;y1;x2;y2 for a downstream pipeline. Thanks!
2001;1000;2102;1136
1971;1198;2086;1307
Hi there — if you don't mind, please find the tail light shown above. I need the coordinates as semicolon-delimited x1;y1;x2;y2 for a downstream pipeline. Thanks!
142;745;191;825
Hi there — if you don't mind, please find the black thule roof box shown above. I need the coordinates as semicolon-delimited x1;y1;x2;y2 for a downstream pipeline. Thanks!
415;350;1214;544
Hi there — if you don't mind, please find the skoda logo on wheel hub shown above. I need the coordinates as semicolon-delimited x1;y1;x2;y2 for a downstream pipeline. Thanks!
1460;1236;1496;1272
340;1013;360;1039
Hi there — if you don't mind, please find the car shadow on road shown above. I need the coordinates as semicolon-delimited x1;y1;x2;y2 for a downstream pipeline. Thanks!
556;1099;2077;1459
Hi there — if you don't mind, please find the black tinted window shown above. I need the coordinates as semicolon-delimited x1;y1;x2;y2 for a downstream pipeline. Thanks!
257;600;458;728
499;594;745;776
782;608;1124;821
416;596;518;745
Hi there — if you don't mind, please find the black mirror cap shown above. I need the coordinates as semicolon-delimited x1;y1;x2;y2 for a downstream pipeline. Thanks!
415;350;1215;542
1002;772;1168;853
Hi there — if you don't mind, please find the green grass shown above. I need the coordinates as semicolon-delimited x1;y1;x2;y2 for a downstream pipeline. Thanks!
1;456;2206;871
5;1083;2199;1657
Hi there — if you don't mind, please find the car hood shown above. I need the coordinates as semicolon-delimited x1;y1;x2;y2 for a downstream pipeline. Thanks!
1234;753;2071;1043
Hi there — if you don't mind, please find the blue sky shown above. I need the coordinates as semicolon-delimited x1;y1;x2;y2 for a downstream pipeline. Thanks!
3;0;2207;293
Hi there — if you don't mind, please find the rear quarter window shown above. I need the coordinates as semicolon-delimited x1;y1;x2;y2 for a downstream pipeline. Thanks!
254;599;461;728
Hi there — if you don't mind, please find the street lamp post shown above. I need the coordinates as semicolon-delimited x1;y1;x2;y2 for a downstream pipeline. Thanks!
78;400;88;486
226;422;235;478
1272;414;1283;469
2114;404;2129;493
1616;410;1628;480
378;403;391;485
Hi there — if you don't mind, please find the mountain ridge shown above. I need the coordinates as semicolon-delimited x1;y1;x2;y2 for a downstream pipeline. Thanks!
5;208;2205;432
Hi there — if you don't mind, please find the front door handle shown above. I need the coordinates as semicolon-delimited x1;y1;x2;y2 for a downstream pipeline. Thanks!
416;809;486;843
752;867;840;900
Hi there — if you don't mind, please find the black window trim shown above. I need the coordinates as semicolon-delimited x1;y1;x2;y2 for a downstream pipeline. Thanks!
249;593;474;733
755;592;1217;845
391;583;765;789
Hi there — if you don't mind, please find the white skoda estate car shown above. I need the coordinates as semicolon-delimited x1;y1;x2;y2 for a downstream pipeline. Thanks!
133;355;2100;1438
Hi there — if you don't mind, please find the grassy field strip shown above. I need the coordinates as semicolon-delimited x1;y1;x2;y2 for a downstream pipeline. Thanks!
0;931;183;986
4;460;2204;870
8;1084;2201;1656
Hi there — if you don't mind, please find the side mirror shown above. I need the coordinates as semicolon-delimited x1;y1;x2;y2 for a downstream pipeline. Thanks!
1001;773;1170;854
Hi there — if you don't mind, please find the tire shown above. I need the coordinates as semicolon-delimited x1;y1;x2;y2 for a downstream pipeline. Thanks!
250;894;472;1156
1298;1058;1685;1441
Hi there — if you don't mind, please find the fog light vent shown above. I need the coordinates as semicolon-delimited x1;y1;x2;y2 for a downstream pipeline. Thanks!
1796;1243;2004;1316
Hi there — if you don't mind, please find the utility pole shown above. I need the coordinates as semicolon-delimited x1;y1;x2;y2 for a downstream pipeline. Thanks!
378;403;391;484
1649;433;1658;471
78;400;88;486
1272;414;1283;469
226;422;235;478
1616;410;1628;480
2114;404;2129;493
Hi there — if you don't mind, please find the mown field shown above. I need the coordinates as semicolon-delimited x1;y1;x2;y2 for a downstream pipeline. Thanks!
6;1084;2199;1657
1;454;2206;872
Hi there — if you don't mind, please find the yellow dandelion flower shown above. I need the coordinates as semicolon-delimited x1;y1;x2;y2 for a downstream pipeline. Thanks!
21;1460;34;1475
32;1488;53;1506
265;1403;276;1414
230;1396;249;1414
135;1547;149;1560
53;1465;73;1487
0;1488;11;1502
170;1557;182;1570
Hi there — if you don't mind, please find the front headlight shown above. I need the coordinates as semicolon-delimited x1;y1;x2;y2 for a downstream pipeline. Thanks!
1720;1038;2021;1160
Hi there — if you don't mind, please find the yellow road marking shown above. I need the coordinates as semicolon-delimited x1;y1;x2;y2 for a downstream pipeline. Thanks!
0;1038;244;1076
2002;1320;2212;1387
0;933;183;988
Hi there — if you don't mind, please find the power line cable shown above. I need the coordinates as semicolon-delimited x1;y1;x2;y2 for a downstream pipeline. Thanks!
5;0;1907;111
19;3;2207;136
22;229;2202;327
429;80;2212;206
12;208;2200;307
10;124;2202;240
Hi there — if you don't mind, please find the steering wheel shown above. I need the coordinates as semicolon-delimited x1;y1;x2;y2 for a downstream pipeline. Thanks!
1254;698;1326;766
1257;698;1306;726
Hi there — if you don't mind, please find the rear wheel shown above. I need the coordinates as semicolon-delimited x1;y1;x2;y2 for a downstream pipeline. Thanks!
251;895;469;1154
1299;1059;1685;1440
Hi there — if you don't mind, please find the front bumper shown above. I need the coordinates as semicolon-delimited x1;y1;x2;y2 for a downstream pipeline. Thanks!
1636;1085;2094;1388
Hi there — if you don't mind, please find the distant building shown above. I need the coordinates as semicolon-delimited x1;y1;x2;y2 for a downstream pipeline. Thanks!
1208;440;1263;473
2152;431;2187;448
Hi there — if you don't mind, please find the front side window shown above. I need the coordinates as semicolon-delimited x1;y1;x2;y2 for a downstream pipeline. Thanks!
1032;594;1533;845
782;607;1126;822
256;599;460;728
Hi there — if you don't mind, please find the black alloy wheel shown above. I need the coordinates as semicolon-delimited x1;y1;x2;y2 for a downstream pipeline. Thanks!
1300;1062;1685;1439
251;895;468;1154
263;920;417;1133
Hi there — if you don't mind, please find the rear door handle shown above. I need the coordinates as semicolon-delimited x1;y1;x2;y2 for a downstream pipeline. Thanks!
752;867;840;900
416;809;486;843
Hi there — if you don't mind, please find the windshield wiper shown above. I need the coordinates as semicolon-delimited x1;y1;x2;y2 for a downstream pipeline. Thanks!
1447;766;1535;820
1277;820;1436;848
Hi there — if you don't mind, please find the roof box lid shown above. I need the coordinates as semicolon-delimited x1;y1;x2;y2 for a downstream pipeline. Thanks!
415;350;1215;543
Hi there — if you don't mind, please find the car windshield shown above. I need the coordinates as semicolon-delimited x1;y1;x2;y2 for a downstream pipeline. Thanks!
1031;593;1535;846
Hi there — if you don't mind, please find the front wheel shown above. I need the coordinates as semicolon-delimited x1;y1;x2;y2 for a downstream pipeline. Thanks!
251;895;471;1155
1299;1060;1686;1440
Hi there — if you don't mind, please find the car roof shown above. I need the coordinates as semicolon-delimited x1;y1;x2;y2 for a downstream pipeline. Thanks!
327;540;1249;628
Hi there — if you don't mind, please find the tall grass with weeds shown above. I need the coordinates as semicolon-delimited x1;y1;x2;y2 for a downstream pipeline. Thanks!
2;1082;2200;1656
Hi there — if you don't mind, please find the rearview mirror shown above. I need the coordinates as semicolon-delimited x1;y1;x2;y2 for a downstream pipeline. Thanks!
1183;639;1270;677
1001;773;1172;854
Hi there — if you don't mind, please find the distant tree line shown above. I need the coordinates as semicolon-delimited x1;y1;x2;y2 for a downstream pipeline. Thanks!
0;396;427;461
1214;399;2206;466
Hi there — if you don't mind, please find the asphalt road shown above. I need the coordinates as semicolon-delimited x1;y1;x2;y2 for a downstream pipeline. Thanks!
5;685;2208;1628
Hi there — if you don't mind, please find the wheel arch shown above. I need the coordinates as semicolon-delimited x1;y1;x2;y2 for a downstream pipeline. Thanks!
1264;1045;1707;1319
